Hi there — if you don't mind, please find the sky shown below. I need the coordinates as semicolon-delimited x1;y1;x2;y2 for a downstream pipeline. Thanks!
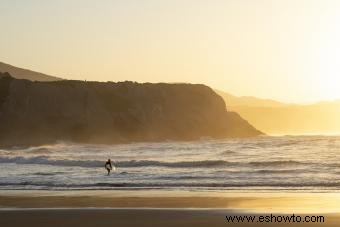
1;0;340;103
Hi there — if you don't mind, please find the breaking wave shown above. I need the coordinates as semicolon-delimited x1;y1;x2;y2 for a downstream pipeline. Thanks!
0;156;315;168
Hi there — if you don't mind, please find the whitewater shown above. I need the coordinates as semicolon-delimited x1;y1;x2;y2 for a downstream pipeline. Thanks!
0;136;340;191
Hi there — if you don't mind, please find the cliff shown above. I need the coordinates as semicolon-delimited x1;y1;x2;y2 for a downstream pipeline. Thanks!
0;73;262;146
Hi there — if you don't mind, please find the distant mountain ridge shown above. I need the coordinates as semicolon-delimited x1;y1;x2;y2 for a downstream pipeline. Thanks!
0;72;262;147
215;90;287;107
0;62;62;81
216;90;340;135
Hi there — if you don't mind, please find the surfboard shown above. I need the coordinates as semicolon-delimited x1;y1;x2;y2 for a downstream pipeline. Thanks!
105;163;115;171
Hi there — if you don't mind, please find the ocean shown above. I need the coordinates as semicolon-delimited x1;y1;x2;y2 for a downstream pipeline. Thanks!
1;136;340;192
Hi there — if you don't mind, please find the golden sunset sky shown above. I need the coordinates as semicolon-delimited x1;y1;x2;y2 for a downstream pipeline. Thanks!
1;0;340;103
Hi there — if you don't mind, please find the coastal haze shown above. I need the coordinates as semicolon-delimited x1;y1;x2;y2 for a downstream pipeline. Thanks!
217;90;340;135
1;1;340;227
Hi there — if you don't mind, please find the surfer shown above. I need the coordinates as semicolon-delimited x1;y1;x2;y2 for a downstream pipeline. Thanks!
105;159;113;175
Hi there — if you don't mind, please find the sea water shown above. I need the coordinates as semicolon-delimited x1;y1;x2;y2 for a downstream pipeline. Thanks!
0;136;340;192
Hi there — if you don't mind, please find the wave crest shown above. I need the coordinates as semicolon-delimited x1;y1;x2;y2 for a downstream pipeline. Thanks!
0;156;317;168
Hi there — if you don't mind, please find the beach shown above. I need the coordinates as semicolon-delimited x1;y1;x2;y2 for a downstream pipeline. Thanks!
2;208;338;227
1;190;340;226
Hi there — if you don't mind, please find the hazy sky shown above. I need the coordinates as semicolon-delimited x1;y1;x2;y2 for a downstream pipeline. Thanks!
1;0;340;103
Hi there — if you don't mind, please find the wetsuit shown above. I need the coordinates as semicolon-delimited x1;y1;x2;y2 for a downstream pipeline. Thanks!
105;161;112;175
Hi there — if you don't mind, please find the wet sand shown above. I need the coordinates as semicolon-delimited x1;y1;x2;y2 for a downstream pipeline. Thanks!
1;190;340;227
0;208;338;227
